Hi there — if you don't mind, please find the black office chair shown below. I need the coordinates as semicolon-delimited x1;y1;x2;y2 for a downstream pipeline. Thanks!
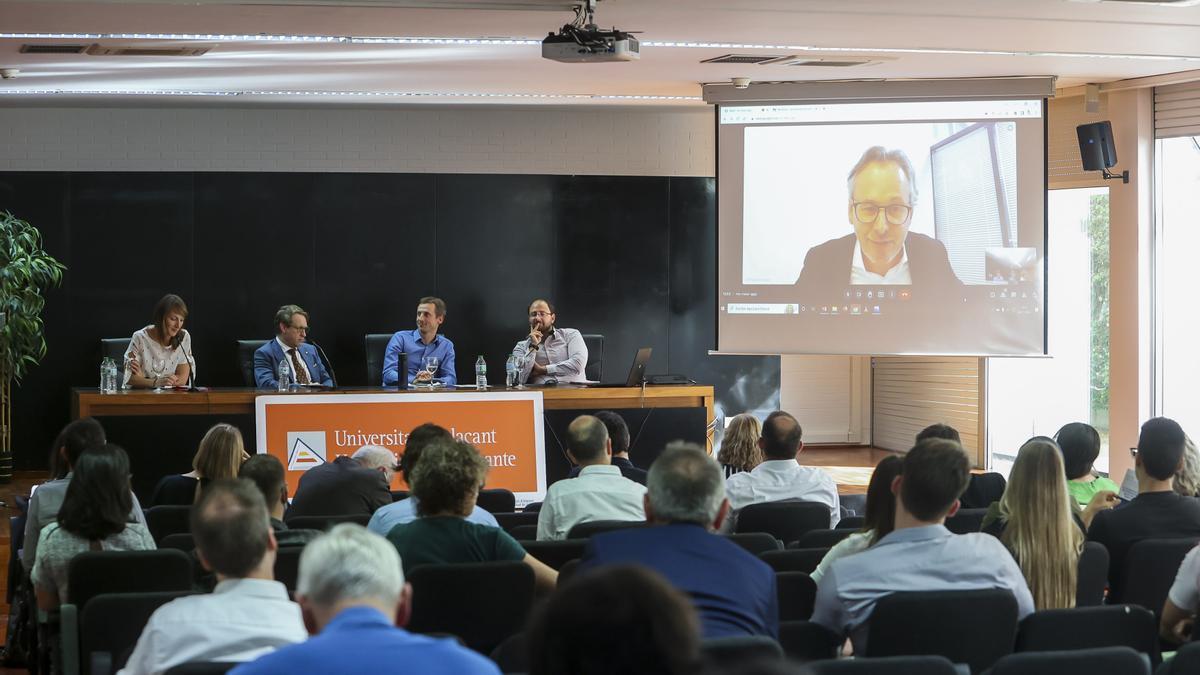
1120;538;1198;609
518;539;588;570
558;559;581;586
723;532;784;556
390;490;410;502
475;489;516;514
735;501;831;543
508;524;538;541
582;333;604;381
490;632;529;674
700;635;783;666
1014;605;1159;665
1076;541;1110;607
408;561;535;654
1158;640;1200;674
158;533;194;552
836;515;865;530
777;620;841;662
566;519;649;539
274;545;305;591
793;528;855;549
944;507;989;534
236;339;268;387
991;647;1150;675
960;472;1007;509
864;589;1019;674
810;655;959;674
364;333;393;387
761;548;827;574
493;512;539;533
777;571;817;621
100;338;132;382
285;514;371;531
80;591;196;675
143;505;192;544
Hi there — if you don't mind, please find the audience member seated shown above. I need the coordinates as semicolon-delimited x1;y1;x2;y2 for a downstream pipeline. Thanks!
811;455;902;584
1162;541;1200;645
1087;417;1200;602
980;438;1095;610
725;410;840;527
566;411;647;485
811;438;1033;654
284;445;394;522
120;479;306;674
32;443;156;611
122;293;195;389
24;418;147;572
1175;435;1200;498
577;442;778;639
152;422;248;506
1056;422;1121;508
367;423;497;537
537;415;647;540
717;413;763;480
526;565;700;675
239;454;322;547
386;440;557;594
916;423;1004;509
230;524;500;675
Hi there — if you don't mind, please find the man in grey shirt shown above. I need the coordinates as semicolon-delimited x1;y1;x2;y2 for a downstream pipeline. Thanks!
512;298;589;385
811;438;1034;654
23;418;148;570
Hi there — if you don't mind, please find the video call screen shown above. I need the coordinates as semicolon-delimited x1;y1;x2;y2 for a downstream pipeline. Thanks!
716;99;1047;356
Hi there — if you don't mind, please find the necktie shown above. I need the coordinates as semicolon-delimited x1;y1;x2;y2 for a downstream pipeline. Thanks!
289;349;310;385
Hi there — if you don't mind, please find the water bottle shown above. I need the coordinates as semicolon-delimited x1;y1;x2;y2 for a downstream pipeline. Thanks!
475;355;487;390
277;359;292;393
105;358;118;394
100;357;114;393
505;354;518;389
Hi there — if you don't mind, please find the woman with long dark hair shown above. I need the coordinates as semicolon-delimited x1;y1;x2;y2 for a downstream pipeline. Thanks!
123;293;195;389
811;455;903;583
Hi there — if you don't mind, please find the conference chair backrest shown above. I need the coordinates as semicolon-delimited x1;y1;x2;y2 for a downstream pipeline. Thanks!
508;524;538;541
809;654;959;675
776;571;817;622
1121;538;1199;611
1014;605;1159;664
723;532;784;556
391;490;409;502
236;339;268;387
144;505;193;544
558;559;581;586
700;635;783;666
489;632;528;675
793;528;855;549
158;533;195;553
8;513;25;605
960;472;1007;509
100;338;132;382
475;489;516;514
777;620;841;662
285;513;371;531
944;507;989;535
1076;541;1110;607
1161;640;1200;675
581;333;604;382
273;546;304;592
735;501;831;543
408;561;535;654
364;333;392;387
988;646;1149;675
865;589;1019;674
493;512;539;533
566;519;650;539
67;549;194;610
164;663;238;675
518;539;587;570
761;548;827;574
836;515;866;530
81;590;197;675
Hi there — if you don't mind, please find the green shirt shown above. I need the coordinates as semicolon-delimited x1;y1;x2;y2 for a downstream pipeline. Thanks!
1068;476;1120;508
386;516;526;574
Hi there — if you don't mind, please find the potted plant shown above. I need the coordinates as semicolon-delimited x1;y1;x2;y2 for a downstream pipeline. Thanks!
0;210;66;483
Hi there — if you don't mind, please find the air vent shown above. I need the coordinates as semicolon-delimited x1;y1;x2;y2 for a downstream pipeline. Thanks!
85;44;212;57
19;44;87;54
701;54;785;65
759;55;891;68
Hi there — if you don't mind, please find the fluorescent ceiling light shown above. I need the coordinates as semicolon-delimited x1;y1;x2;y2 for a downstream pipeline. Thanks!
0;88;700;100
2;32;1198;62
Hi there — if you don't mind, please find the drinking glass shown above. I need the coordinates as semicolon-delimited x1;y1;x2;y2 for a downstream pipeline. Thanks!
151;358;168;392
422;356;439;386
511;354;526;389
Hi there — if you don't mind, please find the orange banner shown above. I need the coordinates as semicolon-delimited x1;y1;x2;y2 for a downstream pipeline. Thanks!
255;392;546;505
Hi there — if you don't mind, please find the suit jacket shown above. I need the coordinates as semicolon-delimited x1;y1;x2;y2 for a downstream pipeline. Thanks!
254;339;333;389
577;523;779;639
284;456;392;522
794;232;963;298
1086;491;1200;602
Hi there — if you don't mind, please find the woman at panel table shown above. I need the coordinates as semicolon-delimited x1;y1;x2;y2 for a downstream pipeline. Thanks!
122;293;195;389
152;423;248;506
385;439;558;596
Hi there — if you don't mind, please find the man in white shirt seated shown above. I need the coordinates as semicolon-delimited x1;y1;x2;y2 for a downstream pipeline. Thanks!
810;438;1034;654
725;411;841;527
120;479;307;674
536;415;647;540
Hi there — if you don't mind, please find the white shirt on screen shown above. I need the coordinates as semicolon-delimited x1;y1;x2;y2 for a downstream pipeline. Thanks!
725;459;841;527
536;464;646;540
1168;544;1200;612
275;337;312;383
118;578;307;675
850;241;911;285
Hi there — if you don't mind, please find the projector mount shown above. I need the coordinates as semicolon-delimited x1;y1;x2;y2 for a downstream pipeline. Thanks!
541;0;641;62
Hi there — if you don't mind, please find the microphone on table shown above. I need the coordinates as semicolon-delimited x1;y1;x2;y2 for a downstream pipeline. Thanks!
307;339;338;388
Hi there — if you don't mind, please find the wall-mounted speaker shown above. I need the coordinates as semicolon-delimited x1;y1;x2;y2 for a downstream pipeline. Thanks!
1076;121;1118;171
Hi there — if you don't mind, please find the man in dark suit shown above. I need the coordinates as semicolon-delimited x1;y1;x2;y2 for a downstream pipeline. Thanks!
1087;417;1200;602
795;146;963;298
566;410;647;485
284;445;395;522
576;442;778;639
254;304;333;389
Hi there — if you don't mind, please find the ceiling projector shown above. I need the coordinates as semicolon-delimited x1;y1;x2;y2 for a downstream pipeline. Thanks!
542;0;640;63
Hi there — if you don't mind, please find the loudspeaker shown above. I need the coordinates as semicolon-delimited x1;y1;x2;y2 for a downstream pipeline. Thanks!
1077;121;1118;171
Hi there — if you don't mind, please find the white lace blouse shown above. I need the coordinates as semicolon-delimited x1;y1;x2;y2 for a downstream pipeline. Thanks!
122;326;195;387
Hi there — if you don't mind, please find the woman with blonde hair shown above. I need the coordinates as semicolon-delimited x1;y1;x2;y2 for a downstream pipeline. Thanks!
151;423;249;505
717;413;763;479
1173;435;1200;498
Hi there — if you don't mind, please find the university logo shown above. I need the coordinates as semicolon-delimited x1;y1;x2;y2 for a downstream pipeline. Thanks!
287;431;327;471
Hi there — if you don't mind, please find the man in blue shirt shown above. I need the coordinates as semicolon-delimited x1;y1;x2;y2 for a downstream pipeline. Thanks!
382;297;457;386
230;524;499;675
577;442;778;639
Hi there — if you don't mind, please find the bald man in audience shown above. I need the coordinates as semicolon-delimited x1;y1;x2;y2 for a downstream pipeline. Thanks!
536;415;646;540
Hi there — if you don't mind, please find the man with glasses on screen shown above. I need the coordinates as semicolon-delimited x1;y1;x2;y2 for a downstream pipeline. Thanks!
794;146;962;296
